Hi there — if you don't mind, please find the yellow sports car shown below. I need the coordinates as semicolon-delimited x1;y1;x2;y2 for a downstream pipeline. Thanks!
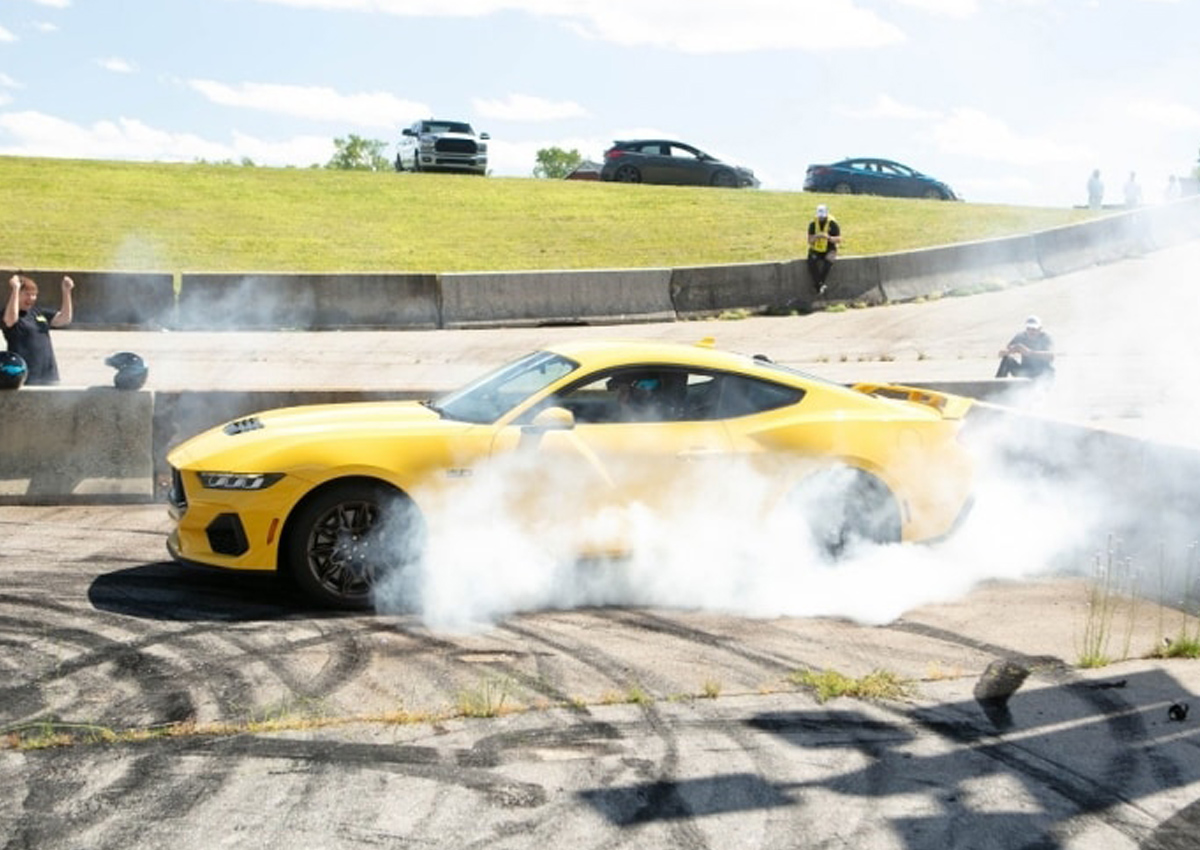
166;339;975;609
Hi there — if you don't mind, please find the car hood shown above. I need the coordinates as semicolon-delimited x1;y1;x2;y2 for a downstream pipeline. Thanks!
168;400;472;468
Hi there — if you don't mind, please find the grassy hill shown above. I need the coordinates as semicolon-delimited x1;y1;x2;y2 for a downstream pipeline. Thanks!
0;156;1096;274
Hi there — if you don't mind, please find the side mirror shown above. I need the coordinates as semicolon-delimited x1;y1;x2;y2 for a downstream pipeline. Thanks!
480;132;490;140
525;406;575;433
402;128;415;137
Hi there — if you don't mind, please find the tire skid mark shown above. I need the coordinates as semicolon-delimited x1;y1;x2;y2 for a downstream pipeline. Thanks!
203;735;549;808
9;735;239;848
599;609;811;677
497;618;712;849
0;614;202;729
0;613;276;727
218;625;372;703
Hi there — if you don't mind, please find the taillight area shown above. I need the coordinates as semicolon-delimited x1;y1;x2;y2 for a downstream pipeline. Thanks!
604;149;627;160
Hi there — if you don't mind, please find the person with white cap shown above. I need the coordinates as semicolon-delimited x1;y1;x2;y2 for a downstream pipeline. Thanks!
806;203;842;294
996;315;1055;379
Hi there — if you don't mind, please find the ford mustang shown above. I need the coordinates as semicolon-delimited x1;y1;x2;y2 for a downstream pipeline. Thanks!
166;339;975;609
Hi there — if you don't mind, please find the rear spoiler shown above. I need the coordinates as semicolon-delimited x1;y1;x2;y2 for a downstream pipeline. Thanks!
851;383;974;420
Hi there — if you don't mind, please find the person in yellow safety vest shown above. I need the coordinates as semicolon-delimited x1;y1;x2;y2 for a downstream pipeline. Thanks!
806;204;842;294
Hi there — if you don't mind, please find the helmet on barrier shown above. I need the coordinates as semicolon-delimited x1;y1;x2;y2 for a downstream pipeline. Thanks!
0;351;28;390
105;351;148;391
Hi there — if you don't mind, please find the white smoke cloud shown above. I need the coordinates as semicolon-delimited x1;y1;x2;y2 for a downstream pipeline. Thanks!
370;418;1111;634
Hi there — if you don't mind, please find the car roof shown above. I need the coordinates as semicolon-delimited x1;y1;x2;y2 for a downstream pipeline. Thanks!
613;139;694;148
539;338;828;384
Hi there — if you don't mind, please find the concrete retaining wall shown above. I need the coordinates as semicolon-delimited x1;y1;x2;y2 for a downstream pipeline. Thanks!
670;261;786;317
175;273;440;330
877;234;1043;302
0;387;153;503
440;268;674;328
13;270;176;328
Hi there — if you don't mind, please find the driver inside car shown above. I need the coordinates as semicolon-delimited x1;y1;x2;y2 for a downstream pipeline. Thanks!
607;373;666;421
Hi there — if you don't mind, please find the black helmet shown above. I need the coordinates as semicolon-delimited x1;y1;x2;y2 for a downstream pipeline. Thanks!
105;351;148;391
0;351;27;390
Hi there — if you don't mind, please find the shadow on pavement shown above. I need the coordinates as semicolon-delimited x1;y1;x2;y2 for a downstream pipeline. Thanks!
87;562;354;623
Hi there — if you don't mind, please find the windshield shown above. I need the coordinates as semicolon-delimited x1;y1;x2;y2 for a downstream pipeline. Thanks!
434;351;578;424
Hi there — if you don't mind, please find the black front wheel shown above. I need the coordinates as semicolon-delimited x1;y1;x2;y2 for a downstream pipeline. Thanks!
711;169;738;188
284;481;424;610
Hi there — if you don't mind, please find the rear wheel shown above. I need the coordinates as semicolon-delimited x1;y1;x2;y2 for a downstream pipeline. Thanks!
833;182;854;194
285;481;424;610
789;467;901;558
614;164;641;183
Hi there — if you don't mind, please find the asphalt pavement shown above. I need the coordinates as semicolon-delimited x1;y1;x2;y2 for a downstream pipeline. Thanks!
4;240;1200;848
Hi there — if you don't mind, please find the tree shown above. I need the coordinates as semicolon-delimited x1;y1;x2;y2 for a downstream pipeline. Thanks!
326;135;392;171
533;146;583;179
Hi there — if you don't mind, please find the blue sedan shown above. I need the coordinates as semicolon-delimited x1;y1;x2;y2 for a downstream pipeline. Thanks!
804;158;959;200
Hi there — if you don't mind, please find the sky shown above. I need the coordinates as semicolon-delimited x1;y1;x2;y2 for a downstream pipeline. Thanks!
0;0;1198;208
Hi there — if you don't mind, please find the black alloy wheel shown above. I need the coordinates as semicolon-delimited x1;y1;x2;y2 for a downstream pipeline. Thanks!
285;481;423;610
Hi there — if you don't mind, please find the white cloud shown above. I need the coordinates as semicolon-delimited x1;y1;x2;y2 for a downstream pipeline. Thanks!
932;108;1091;166
98;57;136;74
473;93;589;122
0;26;16;42
0;74;19;89
186;79;429;128
841;94;942;121
1126;99;1200;130
0;110;334;167
253;0;907;53
893;0;978;16
31;0;72;7
34;22;58;32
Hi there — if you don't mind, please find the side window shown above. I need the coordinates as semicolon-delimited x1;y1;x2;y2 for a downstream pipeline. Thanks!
716;375;805;418
551;368;689;424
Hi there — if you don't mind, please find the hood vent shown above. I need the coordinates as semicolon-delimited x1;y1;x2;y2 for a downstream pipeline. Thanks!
223;417;264;436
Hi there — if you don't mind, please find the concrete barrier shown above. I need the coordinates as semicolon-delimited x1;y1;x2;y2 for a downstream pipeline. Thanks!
12;270;176;328
669;261;786;317
0;387;153;503
175;273;440;330
439;268;674;328
877;234;1042;302
816;256;886;306
1033;215;1143;277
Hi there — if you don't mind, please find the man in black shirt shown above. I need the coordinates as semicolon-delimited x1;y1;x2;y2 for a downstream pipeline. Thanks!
996;315;1055;379
3;273;75;385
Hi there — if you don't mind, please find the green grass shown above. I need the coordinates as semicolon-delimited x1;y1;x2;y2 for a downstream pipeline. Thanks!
0;156;1095;273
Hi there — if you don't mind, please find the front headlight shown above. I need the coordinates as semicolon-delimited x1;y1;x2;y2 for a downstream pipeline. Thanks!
198;472;285;491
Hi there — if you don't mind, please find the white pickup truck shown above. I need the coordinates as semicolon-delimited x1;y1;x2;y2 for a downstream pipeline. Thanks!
395;119;489;175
